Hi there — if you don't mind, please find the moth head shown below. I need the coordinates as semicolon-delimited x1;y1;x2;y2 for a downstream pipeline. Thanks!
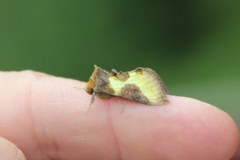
84;79;95;95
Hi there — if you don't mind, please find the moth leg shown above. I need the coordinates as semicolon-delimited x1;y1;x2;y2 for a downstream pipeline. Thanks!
114;97;125;113
86;92;96;114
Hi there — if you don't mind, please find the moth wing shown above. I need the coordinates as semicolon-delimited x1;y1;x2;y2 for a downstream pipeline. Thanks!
108;68;168;105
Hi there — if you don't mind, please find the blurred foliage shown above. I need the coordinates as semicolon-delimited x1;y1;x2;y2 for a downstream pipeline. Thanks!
0;1;239;128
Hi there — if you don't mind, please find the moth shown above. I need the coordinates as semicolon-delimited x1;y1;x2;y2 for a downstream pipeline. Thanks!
84;65;168;112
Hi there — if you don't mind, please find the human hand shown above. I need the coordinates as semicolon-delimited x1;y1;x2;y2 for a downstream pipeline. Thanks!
0;71;238;160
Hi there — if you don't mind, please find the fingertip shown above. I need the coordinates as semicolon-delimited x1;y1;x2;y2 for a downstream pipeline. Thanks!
111;95;239;159
16;149;26;160
216;109;239;159
0;137;26;160
168;95;239;159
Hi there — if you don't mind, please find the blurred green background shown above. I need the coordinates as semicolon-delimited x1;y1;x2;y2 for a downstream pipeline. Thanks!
0;1;239;128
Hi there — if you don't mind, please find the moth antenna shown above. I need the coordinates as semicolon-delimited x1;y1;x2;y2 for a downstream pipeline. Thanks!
114;97;125;113
86;92;96;114
74;86;84;90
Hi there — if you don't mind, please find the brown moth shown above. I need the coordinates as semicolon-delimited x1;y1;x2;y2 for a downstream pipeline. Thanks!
84;65;168;112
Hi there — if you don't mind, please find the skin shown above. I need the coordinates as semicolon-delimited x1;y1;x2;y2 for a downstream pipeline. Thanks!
0;71;238;160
